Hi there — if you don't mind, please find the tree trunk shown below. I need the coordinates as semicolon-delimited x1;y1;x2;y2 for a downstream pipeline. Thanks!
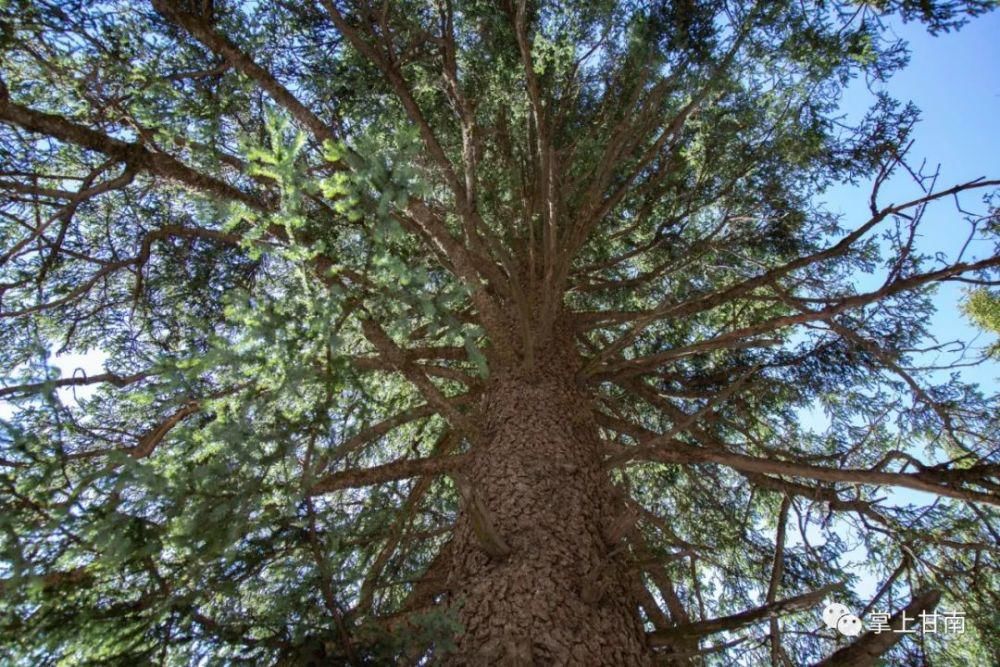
444;342;653;665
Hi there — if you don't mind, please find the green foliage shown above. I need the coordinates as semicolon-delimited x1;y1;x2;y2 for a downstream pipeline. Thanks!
963;287;1000;357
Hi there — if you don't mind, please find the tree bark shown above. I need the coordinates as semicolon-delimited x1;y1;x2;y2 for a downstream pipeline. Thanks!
444;338;652;665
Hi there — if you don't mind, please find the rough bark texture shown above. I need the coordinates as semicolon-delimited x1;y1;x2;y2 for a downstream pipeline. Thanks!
444;333;652;665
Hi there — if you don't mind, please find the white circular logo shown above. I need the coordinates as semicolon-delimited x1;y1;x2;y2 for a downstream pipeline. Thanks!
822;602;864;636
836;614;863;637
822;602;851;630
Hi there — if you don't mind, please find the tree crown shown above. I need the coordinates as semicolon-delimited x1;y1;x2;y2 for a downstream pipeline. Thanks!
1;0;998;663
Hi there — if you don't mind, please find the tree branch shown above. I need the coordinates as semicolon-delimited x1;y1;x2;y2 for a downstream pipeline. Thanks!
308;453;469;495
648;585;841;646
0;95;268;210
151;0;340;149
815;589;941;666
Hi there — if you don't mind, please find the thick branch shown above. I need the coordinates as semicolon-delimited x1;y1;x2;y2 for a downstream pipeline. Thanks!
308;453;469;495
0;96;268;210
0;371;150;399
582;178;1000;375
768;495;792;665
648;585;840;646
151;0;339;148
353;433;458;616
596;252;1000;380
815;589;941;666
604;386;1000;506
623;436;1000;507
359;319;480;437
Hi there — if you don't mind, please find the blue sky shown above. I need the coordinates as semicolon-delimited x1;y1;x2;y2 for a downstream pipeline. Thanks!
823;11;1000;388
792;9;1000;610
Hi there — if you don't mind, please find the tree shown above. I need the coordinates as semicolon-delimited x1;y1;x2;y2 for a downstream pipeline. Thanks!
1;0;998;664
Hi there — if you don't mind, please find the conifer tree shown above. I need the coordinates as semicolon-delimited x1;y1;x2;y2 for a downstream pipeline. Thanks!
1;1;997;664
